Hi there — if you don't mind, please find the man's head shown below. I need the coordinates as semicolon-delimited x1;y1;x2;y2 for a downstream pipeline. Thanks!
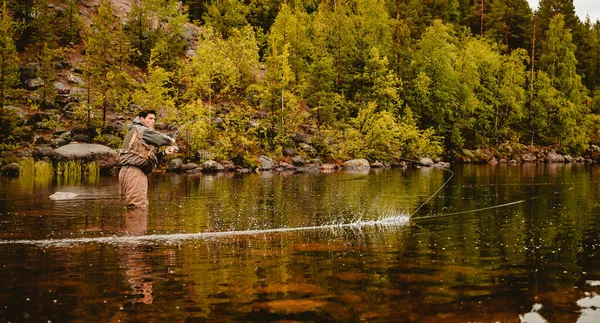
138;109;157;129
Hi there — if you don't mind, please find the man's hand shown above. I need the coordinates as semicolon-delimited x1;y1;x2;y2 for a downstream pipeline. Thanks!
165;146;178;154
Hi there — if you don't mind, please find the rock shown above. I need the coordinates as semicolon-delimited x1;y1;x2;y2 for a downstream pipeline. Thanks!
293;133;312;144
52;143;118;169
181;163;198;171
292;155;306;166
34;147;54;159
221;161;236;172
52;138;69;148
202;160;224;172
370;161;385;168
546;151;565;163
33;135;50;144
167;158;184;172
564;155;575;163
344;159;370;170
521;153;536;162
24;78;44;90
320;164;336;171
488;157;498;164
68;74;85;85
259;156;275;170
185;49;196;57
53;81;70;94
72;133;90;142
299;143;316;155
283;147;296;156
49;192;79;200
1;163;20;177
418;157;434;166
279;162;297;171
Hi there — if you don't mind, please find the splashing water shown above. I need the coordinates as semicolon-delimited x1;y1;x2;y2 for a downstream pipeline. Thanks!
0;213;410;247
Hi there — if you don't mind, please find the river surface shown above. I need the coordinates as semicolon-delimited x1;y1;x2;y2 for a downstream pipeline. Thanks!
0;164;599;322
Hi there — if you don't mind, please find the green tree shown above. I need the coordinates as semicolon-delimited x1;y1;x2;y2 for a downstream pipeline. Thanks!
37;42;57;108
27;0;59;51
346;0;393;103
83;0;131;125
203;0;249;38
0;1;20;109
496;48;528;143
538;14;589;153
485;0;533;52
362;47;403;115
408;20;467;151
267;3;311;94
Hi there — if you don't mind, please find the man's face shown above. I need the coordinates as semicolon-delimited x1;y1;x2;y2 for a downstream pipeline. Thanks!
141;114;156;129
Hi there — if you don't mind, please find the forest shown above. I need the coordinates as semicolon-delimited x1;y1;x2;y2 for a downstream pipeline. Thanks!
1;0;600;166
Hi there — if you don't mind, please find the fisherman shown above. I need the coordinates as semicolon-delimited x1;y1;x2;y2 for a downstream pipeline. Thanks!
118;108;177;208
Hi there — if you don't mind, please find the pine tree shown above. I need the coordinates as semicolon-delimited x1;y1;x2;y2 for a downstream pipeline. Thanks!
37;42;57;108
485;0;533;52
83;0;130;125
0;1;20;109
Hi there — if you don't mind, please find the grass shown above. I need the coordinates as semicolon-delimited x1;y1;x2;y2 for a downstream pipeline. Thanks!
18;158;100;184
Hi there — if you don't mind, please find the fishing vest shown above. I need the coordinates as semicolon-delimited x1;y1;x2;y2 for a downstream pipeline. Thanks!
118;126;158;174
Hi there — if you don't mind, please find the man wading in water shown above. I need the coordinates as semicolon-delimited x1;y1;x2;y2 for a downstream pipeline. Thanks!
118;108;178;208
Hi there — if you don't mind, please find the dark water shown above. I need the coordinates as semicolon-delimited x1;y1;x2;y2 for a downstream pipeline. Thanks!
0;164;599;322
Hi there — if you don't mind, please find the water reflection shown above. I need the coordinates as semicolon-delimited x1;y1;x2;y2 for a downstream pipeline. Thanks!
1;165;600;322
120;208;153;304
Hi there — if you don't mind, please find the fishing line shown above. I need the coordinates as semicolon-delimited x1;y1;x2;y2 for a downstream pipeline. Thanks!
172;121;190;142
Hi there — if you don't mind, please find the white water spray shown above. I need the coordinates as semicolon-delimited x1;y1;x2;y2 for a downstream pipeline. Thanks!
0;214;410;247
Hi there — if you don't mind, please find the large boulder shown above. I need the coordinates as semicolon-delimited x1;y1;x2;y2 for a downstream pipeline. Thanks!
259;156;275;170
546;151;565;163
344;159;370;171
167;158;184;172
52;143;118;169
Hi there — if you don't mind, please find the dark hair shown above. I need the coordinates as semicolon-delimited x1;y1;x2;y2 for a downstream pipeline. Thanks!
138;109;156;118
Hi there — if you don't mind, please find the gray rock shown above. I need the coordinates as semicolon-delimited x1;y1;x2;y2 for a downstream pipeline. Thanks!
259;156;275;170
293;133;312;144
344;159;370;170
292;155;305;166
68;74;84;85
279;162;297;171
320;164;336;171
33;135;50;144
24;78;44;89
418;157;434;166
546;151;565;163
283;148;296;156
72;133;90;143
52;143;118;169
299;143;316;154
49;192;79;200
181;163;199;171
202;160;224;172
53;82;69;94
221;161;236;172
167;158;184;172
52;138;69;148
370;161;385;168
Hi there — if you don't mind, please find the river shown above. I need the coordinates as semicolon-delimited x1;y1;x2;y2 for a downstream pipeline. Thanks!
0;164;599;322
